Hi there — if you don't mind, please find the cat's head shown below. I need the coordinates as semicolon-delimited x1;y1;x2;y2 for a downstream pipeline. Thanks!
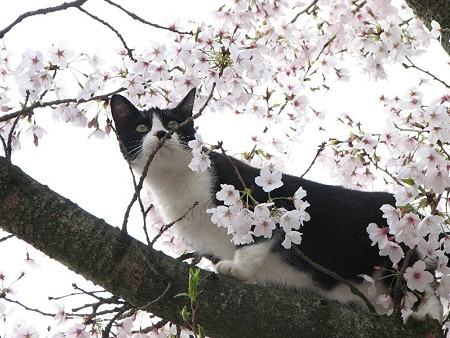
110;88;196;167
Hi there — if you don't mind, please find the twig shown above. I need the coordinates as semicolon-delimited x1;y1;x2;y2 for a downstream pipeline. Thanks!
291;0;318;24
5;109;24;163
151;202;199;246
301;142;326;178
392;246;417;315
292;246;376;313
0;88;126;124
217;142;248;190
71;283;122;304
403;56;450;89
76;7;135;61
0;0;89;39
103;0;193;35
102;304;132;338
0;234;14;243
3;297;56;317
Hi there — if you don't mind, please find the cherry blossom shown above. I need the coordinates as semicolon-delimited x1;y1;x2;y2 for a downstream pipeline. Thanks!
367;223;389;248
255;167;283;192
25;124;47;146
253;203;276;238
65;323;90;338
14;323;39;338
188;150;211;172
281;230;302;249
376;293;394;314
216;184;241;206
48;43;74;68
188;133;206;155
379;241;404;265
404;260;434;292
430;20;443;40
53;304;67;326
1;0;450;334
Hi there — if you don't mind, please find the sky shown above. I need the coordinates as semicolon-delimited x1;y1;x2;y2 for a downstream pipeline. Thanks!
1;0;450;336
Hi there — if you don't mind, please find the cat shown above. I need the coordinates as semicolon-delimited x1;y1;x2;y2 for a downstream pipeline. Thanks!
110;88;442;322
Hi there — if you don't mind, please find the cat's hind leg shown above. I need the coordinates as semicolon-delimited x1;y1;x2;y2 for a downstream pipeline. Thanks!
215;240;273;284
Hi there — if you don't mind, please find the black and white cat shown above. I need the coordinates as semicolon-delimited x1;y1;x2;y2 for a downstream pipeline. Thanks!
110;88;442;321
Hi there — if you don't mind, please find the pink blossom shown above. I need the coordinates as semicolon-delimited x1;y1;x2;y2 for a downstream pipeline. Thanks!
255;167;283;192
425;164;450;194
293;187;307;208
430;20;442;39
48;43;74;68
188;133;205;155
394;186;418;206
367;223;389;248
380;204;400;227
280;210;303;233
216;184;241;206
15;324;39;338
19;49;44;73
87;128;106;140
188;151;211;172
281;230;302;249
253;204;276;238
379;241;404;264
417;215;443;238
404;260;434;292
54;304;67;326
376;293;393;313
354;132;377;153
66;323;89;338
207;205;233;228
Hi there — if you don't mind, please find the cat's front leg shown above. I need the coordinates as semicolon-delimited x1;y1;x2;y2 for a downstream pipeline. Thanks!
215;240;273;284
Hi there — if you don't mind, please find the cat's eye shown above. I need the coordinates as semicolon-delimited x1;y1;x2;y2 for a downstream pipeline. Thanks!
136;124;149;133
167;120;179;130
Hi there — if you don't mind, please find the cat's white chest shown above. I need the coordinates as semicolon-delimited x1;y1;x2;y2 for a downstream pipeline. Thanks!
138;150;236;260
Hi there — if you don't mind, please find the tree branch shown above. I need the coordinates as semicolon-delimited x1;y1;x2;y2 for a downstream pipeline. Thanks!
0;0;89;39
0;88;125;124
103;0;193;36
75;6;135;60
0;156;442;338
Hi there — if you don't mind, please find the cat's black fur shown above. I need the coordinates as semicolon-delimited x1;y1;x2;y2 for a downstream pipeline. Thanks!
209;151;396;289
110;88;441;320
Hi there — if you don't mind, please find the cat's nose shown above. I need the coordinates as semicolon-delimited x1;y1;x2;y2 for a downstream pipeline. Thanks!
155;130;170;140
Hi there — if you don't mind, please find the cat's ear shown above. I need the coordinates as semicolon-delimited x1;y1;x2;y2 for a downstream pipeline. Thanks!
110;95;140;130
175;88;196;119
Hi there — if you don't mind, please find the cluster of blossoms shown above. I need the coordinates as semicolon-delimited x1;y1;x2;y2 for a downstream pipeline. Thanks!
206;172;310;248
1;0;436;160
1;0;449;335
188;132;310;247
320;88;450;318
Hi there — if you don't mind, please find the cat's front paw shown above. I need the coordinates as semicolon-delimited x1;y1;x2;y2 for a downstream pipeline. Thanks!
215;260;257;284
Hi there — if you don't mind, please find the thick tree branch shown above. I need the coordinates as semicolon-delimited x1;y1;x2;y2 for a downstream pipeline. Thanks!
0;156;442;338
404;0;450;57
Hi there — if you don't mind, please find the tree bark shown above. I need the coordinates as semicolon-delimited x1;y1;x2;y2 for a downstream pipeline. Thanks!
0;156;443;337
405;0;450;56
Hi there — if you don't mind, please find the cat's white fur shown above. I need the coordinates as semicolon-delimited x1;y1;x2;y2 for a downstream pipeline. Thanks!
131;114;442;321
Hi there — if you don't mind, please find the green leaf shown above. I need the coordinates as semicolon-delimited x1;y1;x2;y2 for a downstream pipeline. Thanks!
180;305;191;321
401;177;416;186
198;324;206;338
174;292;190;298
